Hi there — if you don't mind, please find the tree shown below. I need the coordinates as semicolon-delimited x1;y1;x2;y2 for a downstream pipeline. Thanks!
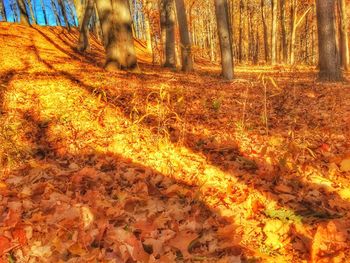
337;0;349;71
74;0;84;27
315;0;342;81
261;0;269;62
58;0;71;29
279;0;287;63
0;0;6;21
77;0;94;51
175;0;193;71
162;0;176;68
95;0;138;71
17;0;30;25
271;0;277;64
214;0;234;80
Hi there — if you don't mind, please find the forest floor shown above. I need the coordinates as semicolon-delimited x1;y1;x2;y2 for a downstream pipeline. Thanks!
1;23;350;263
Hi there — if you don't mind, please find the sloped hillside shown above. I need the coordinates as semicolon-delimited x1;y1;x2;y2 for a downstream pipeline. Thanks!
1;23;350;263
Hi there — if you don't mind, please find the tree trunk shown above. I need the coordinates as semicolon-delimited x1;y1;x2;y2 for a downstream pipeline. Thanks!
261;0;269;62
27;0;36;24
74;0;84;27
337;0;349;70
0;0;6;21
77;0;94;51
40;0;48;25
214;0;234;80
175;0;193;71
316;0;342;81
58;0;71;29
163;0;176;68
279;0;287;63
271;0;277;64
17;0;30;25
95;0;138;71
238;0;244;63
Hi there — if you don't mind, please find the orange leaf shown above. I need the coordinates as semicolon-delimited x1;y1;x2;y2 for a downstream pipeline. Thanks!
168;231;197;258
0;236;11;256
12;227;27;245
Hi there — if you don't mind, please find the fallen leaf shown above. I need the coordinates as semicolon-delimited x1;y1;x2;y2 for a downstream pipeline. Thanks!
340;158;350;172
168;231;197;258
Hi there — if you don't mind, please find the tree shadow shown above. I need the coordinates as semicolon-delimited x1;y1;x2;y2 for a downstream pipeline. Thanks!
27;45;350;227
2;109;246;261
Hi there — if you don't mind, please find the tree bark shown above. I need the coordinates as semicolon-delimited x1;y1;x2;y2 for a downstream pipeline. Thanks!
74;0;84;27
337;0;349;71
175;0;193;71
58;0;71;29
271;0;277;64
238;0;244;63
163;0;176;68
214;0;234;80
261;0;269;62
95;0;138;71
40;0;48;25
77;0;94;51
279;0;287;63
17;0;30;25
0;0;6;21
316;0;342;81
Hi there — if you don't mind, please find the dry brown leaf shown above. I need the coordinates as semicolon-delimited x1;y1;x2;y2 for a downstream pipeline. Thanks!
167;230;198;258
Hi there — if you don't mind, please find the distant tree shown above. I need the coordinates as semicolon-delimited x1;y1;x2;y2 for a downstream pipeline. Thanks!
260;0;269;62
316;0;342;81
175;0;193;71
17;0;30;25
337;0;349;71
95;0;138;71
279;0;287;63
74;0;84;27
162;0;176;68
271;0;277;65
214;0;234;80
40;0;49;25
58;0;71;29
0;0;6;21
77;0;94;51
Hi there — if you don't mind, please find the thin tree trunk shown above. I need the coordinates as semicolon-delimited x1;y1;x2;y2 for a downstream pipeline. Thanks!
261;0;269;62
337;0;349;70
279;0;287;63
0;0;6;21
271;0;277;64
214;0;234;80
74;0;84;27
27;0;35;24
58;0;71;29
17;0;30;25
316;0;342;81
77;0;94;51
238;0;243;63
175;0;193;71
95;0;138;71
163;0;176;68
51;0;61;25
40;0;48;25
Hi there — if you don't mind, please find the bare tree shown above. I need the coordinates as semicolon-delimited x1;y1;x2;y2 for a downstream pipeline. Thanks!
17;0;30;25
95;0;138;71
214;0;234;80
271;0;277;64
337;0;349;70
0;0;6;21
162;0;176;68
77;0;94;51
175;0;193;71
316;0;342;81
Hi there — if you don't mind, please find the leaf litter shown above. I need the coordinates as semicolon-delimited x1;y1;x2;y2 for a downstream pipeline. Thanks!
0;23;350;262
